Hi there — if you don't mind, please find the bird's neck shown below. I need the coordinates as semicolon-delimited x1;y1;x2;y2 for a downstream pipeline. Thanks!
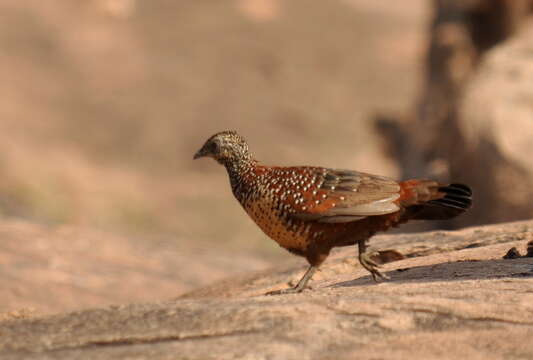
221;155;258;198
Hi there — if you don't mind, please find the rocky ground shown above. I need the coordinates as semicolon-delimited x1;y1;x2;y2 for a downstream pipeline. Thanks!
1;219;532;359
0;220;273;315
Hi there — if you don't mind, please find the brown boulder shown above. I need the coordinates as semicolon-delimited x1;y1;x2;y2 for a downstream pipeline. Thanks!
458;19;533;223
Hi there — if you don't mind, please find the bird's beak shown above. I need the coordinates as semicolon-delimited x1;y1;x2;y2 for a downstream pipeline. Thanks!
193;148;206;160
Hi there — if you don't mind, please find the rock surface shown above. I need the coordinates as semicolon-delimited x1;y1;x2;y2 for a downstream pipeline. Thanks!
0;220;272;315
462;19;533;176
1;220;532;359
458;19;533;223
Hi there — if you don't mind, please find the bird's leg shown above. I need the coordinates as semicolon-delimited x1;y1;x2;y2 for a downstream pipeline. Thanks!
265;265;317;296
358;239;390;282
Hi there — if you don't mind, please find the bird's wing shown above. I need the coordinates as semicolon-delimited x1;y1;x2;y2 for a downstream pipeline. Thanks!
263;167;401;223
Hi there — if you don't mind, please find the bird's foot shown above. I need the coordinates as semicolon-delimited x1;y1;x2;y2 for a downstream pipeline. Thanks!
359;251;390;282
265;286;307;296
265;265;317;295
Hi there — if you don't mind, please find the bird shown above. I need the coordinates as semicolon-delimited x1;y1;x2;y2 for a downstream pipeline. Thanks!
194;130;472;295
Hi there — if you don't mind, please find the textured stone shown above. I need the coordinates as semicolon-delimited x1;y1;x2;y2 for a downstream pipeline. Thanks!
0;220;271;315
1;220;532;359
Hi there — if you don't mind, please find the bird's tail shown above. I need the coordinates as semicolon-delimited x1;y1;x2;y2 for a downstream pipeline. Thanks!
399;180;472;220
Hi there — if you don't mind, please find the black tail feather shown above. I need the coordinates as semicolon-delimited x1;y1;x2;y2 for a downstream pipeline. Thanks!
408;183;472;220
438;183;472;199
428;183;472;210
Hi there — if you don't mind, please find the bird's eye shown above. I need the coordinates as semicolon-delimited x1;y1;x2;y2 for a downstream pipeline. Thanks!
210;141;220;153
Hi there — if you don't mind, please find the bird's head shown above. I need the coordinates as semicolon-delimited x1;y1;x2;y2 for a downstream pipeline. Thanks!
193;130;251;166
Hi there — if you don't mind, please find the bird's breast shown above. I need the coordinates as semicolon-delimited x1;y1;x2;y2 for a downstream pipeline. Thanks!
241;193;312;253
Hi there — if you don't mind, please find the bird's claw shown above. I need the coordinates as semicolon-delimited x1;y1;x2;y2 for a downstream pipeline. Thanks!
359;251;390;282
265;286;306;296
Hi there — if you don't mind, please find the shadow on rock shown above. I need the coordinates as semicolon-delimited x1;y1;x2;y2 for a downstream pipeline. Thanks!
332;257;533;288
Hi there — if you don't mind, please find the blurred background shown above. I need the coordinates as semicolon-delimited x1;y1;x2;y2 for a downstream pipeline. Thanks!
1;0;532;315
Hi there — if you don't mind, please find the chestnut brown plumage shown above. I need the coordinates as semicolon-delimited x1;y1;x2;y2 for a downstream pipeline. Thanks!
194;131;472;295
